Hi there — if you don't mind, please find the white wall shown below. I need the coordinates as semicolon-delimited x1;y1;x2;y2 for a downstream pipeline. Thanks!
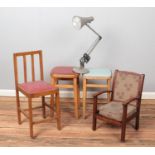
0;7;155;91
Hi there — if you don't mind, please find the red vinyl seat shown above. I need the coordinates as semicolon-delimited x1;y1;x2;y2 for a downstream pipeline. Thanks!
51;66;75;75
18;81;57;95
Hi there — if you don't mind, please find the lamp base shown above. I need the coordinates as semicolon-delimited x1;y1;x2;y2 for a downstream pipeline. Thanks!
73;67;89;74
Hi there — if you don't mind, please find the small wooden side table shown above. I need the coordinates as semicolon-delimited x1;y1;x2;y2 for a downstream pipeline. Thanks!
82;68;112;118
51;66;80;119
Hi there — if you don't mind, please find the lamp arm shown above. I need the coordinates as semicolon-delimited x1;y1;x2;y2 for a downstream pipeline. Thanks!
86;24;102;55
79;36;101;67
86;24;102;39
78;24;102;70
86;36;102;56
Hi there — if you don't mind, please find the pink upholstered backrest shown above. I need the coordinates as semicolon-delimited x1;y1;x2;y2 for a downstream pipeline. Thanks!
112;70;145;102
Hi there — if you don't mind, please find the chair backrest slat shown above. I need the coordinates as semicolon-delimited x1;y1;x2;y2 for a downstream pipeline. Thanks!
31;54;35;81
23;55;27;83
13;54;19;89
39;51;44;81
13;50;44;86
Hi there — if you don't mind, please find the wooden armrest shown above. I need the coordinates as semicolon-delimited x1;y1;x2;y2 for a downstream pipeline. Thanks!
93;90;112;98
122;97;140;106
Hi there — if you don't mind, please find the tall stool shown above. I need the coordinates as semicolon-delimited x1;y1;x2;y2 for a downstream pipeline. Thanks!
51;66;80;119
82;68;112;118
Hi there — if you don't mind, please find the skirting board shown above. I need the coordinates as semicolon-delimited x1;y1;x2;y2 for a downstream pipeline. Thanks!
0;89;155;99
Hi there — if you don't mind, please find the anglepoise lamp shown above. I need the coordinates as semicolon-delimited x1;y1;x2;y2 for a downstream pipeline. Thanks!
72;16;102;74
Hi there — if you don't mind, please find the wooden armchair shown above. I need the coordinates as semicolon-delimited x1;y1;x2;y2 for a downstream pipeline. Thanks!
92;70;145;142
13;50;61;138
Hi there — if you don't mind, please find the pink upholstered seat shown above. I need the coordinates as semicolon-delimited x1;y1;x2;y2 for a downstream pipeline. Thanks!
51;66;78;75
18;81;57;95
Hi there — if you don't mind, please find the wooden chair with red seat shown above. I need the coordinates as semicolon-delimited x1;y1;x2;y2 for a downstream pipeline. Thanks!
13;50;61;138
92;70;145;142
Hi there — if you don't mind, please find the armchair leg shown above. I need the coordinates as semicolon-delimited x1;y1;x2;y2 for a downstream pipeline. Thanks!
92;97;97;131
92;115;97;130
121;105;127;142
135;112;140;130
121;122;126;142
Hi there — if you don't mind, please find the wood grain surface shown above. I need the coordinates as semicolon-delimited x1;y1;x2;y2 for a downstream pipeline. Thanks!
0;97;155;146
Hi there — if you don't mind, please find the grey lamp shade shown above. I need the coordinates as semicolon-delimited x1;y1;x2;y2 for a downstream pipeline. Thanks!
72;16;94;30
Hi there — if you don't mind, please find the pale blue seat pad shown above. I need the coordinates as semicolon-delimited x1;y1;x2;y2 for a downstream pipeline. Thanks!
83;68;112;77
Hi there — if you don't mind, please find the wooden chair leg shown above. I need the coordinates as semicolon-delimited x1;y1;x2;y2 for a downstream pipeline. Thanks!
28;98;34;138
92;97;97;130
51;76;56;85
16;89;22;124
92;115;97;130
42;96;46;118
107;79;111;102
50;94;54;117
77;77;80;109
55;91;61;130
82;78;87;119
73;77;79;119
121;106;127;142
135;110;140;130
121;122;126;142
